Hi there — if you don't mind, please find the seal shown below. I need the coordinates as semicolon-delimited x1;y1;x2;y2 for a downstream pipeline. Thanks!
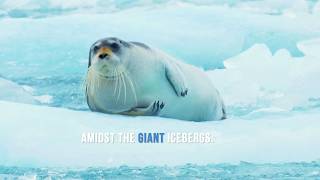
85;37;226;121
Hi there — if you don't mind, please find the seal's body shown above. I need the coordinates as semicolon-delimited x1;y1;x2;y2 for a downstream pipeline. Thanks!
85;37;226;121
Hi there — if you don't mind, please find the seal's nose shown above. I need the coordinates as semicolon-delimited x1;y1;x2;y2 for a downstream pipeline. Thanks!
97;47;112;60
98;53;109;59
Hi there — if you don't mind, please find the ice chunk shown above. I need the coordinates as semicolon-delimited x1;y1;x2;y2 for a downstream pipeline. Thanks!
236;0;309;15
314;1;320;14
0;78;38;104
207;38;320;117
297;38;320;58
33;95;53;104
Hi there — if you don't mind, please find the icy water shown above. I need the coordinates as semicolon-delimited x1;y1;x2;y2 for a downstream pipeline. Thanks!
1;0;320;179
1;162;320;179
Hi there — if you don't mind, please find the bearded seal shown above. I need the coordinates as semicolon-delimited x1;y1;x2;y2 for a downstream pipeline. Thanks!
85;37;226;121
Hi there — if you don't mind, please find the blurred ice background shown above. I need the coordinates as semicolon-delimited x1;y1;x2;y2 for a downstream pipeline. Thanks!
0;0;319;117
0;0;320;178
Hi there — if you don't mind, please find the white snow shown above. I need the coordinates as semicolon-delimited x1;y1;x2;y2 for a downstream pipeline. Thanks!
0;100;319;167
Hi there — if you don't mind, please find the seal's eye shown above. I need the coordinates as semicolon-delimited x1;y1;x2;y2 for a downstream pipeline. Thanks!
93;45;99;52
110;43;120;51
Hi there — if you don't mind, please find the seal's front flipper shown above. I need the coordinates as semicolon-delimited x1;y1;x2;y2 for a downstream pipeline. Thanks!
121;100;165;116
165;61;188;97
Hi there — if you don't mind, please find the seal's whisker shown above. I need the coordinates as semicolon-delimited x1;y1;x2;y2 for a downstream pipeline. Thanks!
116;69;122;104
87;69;94;92
96;72;100;90
83;72;89;93
121;73;127;105
120;73;124;104
82;71;88;93
113;69;118;96
124;71;137;106
93;75;97;92
113;69;119;96
117;69;122;102
84;70;92;99
90;68;98;92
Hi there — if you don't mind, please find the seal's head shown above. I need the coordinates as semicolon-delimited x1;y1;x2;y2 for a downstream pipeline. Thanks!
88;37;131;77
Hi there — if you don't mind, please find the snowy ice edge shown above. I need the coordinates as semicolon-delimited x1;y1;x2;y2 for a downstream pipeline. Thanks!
0;100;319;167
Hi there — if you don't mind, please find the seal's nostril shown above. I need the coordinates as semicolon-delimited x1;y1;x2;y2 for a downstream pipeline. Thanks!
99;53;109;59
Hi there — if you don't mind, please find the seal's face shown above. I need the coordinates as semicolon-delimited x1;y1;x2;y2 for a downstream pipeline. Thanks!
88;37;131;77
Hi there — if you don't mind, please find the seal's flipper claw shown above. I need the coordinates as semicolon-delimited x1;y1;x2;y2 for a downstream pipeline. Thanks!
152;101;156;111
150;100;162;115
122;100;165;116
160;102;164;109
